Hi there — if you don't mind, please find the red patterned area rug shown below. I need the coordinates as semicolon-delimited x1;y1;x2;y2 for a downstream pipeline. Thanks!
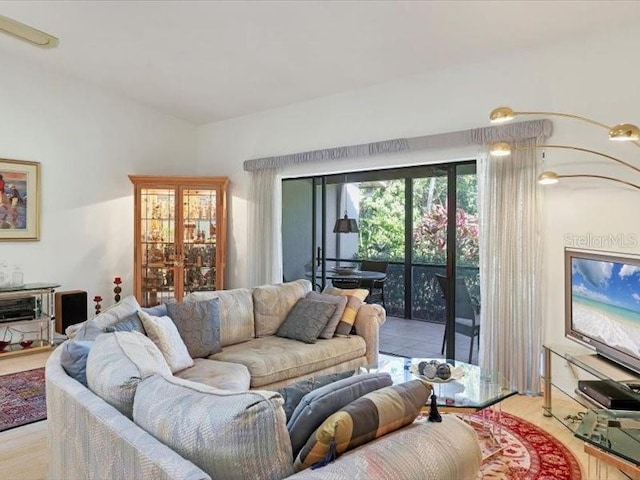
473;410;582;480
0;367;46;433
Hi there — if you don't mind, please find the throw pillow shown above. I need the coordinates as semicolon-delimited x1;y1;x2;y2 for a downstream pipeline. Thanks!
322;286;369;336
141;303;168;317
294;379;432;472
305;292;348;339
133;374;294;480
69;295;141;340
276;298;336;344
253;280;312;337
287;372;393;458
275;371;354;422
138;311;194;373
166;297;221;358
104;312;146;334
59;339;94;386
86;331;172;418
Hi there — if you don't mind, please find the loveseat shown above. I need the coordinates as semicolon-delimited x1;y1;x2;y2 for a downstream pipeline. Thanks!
48;279;482;479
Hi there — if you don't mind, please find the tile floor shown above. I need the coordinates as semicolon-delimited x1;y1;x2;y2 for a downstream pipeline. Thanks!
379;316;479;364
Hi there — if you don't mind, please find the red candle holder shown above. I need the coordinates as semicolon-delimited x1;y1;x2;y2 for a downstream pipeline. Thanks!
114;277;122;303
93;295;102;316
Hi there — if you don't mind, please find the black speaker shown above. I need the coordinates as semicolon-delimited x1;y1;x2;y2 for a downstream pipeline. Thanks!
55;290;88;334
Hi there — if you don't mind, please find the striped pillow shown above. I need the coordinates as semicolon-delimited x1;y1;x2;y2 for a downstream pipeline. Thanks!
322;286;369;336
294;379;432;472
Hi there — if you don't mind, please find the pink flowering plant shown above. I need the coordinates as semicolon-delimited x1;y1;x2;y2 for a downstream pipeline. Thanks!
413;203;479;266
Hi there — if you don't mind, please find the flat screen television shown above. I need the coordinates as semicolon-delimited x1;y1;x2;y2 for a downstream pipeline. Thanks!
565;248;640;375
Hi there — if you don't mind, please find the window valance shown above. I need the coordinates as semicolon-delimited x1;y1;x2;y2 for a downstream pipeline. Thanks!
243;119;552;172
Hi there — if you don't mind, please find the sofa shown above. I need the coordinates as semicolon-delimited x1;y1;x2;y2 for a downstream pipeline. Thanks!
49;279;482;479
66;279;382;390
188;279;383;389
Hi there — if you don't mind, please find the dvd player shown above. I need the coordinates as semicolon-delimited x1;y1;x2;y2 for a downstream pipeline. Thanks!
577;380;640;411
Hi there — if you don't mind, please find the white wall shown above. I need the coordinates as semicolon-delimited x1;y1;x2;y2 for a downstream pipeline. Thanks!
0;51;196;309
196;23;640;349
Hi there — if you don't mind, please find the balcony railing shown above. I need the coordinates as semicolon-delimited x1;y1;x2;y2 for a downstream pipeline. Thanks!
320;258;479;322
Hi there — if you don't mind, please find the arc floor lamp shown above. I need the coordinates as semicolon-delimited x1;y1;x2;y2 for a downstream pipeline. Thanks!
488;106;640;191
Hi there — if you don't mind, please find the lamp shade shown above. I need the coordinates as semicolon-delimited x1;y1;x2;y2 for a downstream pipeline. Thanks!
538;171;559;185
609;123;640;142
333;213;359;233
489;106;515;123
489;142;512;156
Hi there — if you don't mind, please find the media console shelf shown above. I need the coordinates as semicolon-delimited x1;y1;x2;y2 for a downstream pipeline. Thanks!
0;283;59;359
543;344;640;472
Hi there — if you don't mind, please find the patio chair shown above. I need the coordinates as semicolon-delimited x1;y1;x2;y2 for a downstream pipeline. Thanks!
359;260;388;309
435;274;480;363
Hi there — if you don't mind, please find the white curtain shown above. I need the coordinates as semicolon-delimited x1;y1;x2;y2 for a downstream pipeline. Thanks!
478;138;544;394
248;168;283;287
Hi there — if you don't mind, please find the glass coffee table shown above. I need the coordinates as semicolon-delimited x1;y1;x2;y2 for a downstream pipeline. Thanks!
366;355;518;462
369;354;518;412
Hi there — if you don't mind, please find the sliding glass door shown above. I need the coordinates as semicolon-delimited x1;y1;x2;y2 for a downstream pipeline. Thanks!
282;161;479;363
281;178;314;283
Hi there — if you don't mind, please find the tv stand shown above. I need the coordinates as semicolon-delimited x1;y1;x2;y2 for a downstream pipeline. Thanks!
543;344;640;471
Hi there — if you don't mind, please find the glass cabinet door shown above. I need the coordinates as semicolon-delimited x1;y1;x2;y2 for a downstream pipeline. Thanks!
181;187;218;294
131;175;228;308
139;187;177;306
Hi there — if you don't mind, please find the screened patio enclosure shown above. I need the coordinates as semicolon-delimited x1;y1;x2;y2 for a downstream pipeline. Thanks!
282;161;480;364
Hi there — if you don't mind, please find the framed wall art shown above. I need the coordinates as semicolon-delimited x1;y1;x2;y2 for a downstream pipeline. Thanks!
0;158;40;241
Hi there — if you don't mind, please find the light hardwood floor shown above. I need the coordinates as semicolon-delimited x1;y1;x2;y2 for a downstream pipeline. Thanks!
0;351;629;480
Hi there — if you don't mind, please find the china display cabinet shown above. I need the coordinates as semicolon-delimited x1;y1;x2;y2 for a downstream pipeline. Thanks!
129;176;228;307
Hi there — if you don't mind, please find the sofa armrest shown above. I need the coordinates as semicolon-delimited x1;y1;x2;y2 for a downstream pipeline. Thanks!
285;416;481;480
46;347;210;480
353;303;386;369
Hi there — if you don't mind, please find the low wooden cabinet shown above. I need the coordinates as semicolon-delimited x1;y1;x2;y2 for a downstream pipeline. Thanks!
129;175;228;307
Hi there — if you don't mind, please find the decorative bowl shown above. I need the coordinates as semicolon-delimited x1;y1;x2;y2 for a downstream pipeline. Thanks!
0;340;10;351
19;340;34;349
409;363;465;383
335;267;356;275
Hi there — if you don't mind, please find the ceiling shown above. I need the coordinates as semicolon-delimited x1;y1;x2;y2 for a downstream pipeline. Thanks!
2;1;640;125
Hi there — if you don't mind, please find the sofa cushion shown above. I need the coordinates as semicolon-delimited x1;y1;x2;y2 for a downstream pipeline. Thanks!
59;339;94;386
276;299;336;344
275;371;354;422
166;297;222;358
104;312;146;334
185;288;254;347
133;374;294;480
138;311;194;373
86;331;171;418
322;286;369;336
68;295;140;340
253;279;312;337
294;379;432;471
287;372;393;458
175;358;251;391
210;335;366;388
306;292;348;339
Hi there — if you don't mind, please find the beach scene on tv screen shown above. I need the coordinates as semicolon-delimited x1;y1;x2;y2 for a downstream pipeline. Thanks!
572;257;640;358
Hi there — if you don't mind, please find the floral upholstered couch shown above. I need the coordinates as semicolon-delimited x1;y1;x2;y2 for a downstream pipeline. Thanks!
48;279;482;479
